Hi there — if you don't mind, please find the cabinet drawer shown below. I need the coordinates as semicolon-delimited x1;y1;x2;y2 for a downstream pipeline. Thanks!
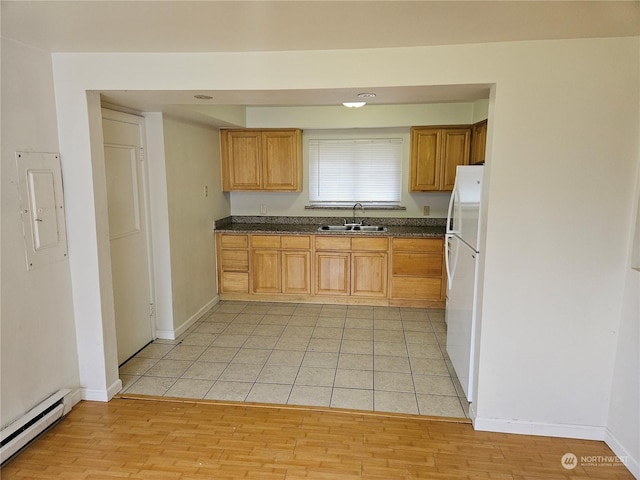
219;234;248;248
220;249;249;271
221;272;249;293
281;235;310;249
391;277;442;301
392;252;442;276
315;236;351;251
392;237;443;253
352;237;389;251
251;235;281;248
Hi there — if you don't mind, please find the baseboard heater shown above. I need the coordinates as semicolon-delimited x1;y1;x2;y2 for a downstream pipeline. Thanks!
0;389;73;465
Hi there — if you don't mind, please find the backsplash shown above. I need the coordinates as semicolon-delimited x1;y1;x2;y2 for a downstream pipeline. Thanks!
215;215;446;229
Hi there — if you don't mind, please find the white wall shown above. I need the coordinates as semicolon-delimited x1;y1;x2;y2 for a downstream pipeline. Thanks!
606;172;640;475
245;102;477;129
48;37;639;472
0;39;79;426
162;116;228;337
143;113;174;337
472;38;638;442
471;99;489;124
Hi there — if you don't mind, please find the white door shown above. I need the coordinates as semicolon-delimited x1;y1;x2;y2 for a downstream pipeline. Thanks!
102;109;154;364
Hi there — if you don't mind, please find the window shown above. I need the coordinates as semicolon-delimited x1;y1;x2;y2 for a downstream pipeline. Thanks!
308;137;402;207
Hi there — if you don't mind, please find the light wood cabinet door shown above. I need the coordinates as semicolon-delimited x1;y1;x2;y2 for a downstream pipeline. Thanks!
470;120;488;165
221;129;301;192
351;252;388;297
315;252;350;296
262;130;301;191
283;251;311;294
410;128;441;191
410;127;471;192
251;250;281;294
221;130;262;191
441;128;471;190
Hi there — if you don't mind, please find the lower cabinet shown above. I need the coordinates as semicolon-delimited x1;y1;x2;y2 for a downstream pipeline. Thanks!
216;232;444;307
314;236;388;298
251;235;311;295
390;237;445;306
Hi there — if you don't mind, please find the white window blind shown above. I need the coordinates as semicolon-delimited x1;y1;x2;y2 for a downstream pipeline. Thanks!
309;138;402;206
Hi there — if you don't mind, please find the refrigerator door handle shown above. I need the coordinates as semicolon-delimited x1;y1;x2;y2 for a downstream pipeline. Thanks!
445;234;456;290
445;235;452;290
446;180;460;235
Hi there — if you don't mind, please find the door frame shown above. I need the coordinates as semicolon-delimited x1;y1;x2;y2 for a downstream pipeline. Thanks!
101;108;156;349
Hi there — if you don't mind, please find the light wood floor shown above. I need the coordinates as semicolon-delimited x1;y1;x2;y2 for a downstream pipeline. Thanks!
1;396;633;479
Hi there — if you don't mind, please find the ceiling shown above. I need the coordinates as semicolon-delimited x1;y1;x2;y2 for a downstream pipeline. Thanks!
3;1;638;117
99;85;492;110
3;1;639;54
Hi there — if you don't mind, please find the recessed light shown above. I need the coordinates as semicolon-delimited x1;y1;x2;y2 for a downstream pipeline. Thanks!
194;94;213;100
342;102;366;108
357;93;376;99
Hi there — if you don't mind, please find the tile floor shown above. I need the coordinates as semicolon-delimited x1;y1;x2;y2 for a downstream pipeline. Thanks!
119;301;469;418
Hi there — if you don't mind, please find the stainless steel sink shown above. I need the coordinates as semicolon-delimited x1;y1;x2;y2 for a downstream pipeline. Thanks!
317;225;387;232
351;225;387;232
318;225;351;231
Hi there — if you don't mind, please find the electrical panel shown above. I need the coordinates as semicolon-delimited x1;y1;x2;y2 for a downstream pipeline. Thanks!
16;152;68;270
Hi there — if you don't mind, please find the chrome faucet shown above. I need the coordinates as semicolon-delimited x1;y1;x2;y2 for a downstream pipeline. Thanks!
352;203;364;225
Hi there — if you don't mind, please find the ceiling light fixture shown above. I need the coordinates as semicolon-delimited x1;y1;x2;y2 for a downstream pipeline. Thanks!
342;102;366;108
194;94;213;100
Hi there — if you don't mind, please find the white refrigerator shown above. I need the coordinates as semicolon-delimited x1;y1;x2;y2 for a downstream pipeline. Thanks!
445;165;483;403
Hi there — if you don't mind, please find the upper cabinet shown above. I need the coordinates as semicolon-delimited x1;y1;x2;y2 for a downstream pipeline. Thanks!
470;120;488;165
409;127;471;192
221;129;302;191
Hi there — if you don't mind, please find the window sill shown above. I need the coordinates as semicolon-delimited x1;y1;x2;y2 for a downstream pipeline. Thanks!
305;205;406;211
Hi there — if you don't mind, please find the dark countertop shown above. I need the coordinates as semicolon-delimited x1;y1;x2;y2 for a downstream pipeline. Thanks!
215;220;445;238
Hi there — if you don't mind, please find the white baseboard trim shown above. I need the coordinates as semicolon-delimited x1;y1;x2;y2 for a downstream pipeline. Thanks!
80;378;123;402
473;416;606;441
66;389;83;410
471;415;637;478
155;296;220;340
604;427;639;479
468;402;477;422
107;378;123;400
80;388;109;402
154;329;176;340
